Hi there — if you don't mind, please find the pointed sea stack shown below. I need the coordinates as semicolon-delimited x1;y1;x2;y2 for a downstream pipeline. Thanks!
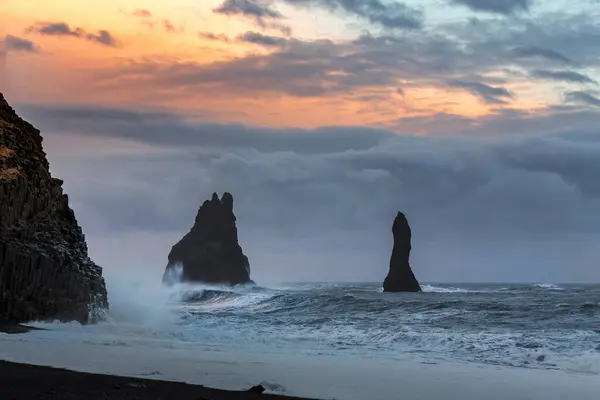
0;92;108;324
382;212;422;292
163;192;253;286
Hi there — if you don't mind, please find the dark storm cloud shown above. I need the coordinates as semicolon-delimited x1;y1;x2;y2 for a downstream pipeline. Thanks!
2;34;40;52
511;46;575;65
449;0;532;14
15;103;394;154
17;96;600;143
530;70;596;84
493;136;600;196
390;107;600;137
446;80;513;105
449;13;600;69
22;101;600;282
282;0;424;29
27;22;120;47
565;91;600;107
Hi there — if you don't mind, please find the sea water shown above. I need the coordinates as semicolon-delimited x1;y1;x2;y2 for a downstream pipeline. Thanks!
2;278;600;399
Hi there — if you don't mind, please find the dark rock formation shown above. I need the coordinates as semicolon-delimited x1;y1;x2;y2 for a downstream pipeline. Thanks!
247;384;266;394
162;192;253;286
0;92;108;324
382;212;422;292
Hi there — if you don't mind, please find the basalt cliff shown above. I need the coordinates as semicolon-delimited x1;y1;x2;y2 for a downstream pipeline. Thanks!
0;92;108;324
163;192;253;286
382;212;422;292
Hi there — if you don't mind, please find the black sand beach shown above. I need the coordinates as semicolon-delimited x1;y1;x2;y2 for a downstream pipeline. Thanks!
0;360;312;400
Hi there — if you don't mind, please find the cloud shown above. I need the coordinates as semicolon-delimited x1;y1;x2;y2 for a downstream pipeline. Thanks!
283;0;424;29
163;20;176;33
14;102;600;282
531;70;596;84
237;31;289;47
132;9;152;17
447;80;513;105
450;0;532;14
17;103;392;154
511;46;575;65
92;8;600;109
389;107;600;137
139;18;183;33
1;34;40;53
215;0;282;19
76;7;600;114
461;13;600;69
213;0;290;33
565;91;600;107
199;32;231;42
27;22;120;47
91;31;484;100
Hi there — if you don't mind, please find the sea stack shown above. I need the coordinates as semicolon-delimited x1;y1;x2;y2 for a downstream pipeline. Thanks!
162;192;253;286
382;212;422;292
0;92;108;324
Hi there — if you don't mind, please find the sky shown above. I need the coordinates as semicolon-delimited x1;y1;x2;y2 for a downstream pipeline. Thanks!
1;0;600;283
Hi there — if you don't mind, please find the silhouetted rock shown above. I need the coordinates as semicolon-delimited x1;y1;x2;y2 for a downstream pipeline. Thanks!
248;384;266;394
0;92;108;324
162;192;253;286
382;212;422;292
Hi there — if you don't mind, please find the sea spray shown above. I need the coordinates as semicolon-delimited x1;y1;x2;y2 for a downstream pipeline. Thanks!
162;263;184;286
99;264;186;326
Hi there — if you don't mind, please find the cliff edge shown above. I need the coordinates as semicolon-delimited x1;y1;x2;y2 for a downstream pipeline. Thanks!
163;192;253;286
0;92;108;324
382;212;422;292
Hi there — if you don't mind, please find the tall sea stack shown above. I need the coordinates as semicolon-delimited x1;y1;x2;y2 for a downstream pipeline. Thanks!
0;92;108;324
162;192;253;286
382;212;421;292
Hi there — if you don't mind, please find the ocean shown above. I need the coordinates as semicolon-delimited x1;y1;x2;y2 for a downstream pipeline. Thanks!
2;280;600;399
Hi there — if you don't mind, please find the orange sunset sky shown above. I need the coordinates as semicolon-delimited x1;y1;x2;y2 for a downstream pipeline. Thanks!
1;0;599;132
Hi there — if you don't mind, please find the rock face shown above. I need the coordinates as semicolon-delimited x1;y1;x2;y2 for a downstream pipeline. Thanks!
382;212;422;292
163;192;253;286
0;92;108;324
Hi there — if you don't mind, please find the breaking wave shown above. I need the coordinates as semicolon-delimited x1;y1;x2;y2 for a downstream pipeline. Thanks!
20;280;600;376
533;283;564;290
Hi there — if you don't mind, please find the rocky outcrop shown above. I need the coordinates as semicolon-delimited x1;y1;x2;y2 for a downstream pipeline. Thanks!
0;92;108;324
383;212;421;292
163;192;253;286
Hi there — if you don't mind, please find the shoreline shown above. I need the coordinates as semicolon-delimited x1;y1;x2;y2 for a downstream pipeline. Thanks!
0;360;313;400
0;322;48;335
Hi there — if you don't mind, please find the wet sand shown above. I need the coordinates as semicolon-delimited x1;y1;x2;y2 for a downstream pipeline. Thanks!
0;360;312;400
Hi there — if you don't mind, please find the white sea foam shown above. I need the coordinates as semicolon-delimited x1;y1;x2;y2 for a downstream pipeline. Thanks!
421;284;475;293
533;283;564;290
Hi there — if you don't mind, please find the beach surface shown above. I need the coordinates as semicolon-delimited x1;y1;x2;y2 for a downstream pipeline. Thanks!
2;321;600;400
0;360;309;400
